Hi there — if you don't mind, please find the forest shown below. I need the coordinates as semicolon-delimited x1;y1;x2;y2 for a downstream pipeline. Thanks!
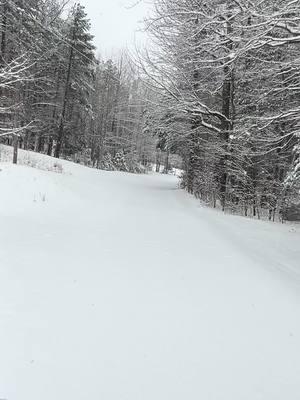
142;0;300;220
0;0;156;173
0;0;300;220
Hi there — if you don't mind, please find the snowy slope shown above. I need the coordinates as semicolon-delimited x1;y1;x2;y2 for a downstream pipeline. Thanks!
0;149;300;400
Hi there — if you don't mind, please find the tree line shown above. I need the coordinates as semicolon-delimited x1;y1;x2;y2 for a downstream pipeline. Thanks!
1;0;299;219
142;0;300;219
0;0;155;172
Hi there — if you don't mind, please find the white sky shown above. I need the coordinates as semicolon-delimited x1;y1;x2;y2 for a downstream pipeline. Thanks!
70;0;150;56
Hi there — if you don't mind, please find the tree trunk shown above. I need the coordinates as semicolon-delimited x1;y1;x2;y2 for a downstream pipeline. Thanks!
0;1;7;63
13;135;18;164
219;13;234;211
54;17;77;158
155;149;161;172
163;150;169;174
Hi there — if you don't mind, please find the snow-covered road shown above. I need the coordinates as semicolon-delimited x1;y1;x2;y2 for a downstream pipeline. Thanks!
0;155;300;400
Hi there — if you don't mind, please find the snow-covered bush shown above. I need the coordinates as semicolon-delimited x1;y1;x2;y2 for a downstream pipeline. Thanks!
97;151;146;174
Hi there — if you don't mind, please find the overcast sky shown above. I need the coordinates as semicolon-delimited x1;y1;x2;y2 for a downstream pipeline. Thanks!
70;0;150;56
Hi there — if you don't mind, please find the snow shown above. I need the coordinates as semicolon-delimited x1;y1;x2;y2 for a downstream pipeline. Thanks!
0;148;300;400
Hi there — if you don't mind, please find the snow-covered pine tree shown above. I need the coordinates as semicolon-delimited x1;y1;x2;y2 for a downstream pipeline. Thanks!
54;3;95;158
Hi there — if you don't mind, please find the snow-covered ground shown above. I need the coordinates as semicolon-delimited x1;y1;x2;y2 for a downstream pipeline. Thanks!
0;147;300;400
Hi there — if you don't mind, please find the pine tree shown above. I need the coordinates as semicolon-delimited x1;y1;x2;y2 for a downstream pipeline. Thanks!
54;3;95;158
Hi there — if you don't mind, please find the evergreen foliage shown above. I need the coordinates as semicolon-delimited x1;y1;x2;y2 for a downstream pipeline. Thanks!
0;0;155;172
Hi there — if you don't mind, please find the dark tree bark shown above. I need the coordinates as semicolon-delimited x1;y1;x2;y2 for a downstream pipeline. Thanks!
13;135;18;164
54;16;77;158
219;14;234;211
